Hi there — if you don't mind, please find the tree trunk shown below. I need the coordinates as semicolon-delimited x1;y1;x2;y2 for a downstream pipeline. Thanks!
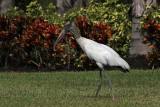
128;0;156;69
56;0;83;16
130;0;156;56
0;0;13;14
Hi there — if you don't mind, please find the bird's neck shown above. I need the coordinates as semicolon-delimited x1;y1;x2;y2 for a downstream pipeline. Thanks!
75;37;88;51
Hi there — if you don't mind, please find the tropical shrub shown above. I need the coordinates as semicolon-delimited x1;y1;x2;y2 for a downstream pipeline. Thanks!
0;15;112;70
2;1;132;70
6;1;131;57
6;1;63;25
0;15;29;67
0;15;63;69
18;17;63;69
140;6;160;69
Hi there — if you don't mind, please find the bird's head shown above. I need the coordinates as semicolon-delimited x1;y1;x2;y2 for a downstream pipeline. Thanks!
53;22;79;50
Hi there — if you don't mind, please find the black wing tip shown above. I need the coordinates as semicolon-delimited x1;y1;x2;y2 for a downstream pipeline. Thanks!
111;66;129;73
125;69;129;73
113;66;130;73
121;68;129;73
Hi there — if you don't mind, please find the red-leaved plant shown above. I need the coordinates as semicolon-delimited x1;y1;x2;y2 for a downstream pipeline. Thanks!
141;16;160;69
0;15;63;69
0;15;112;71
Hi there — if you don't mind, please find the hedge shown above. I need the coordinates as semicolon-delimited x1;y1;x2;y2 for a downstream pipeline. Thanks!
0;1;132;70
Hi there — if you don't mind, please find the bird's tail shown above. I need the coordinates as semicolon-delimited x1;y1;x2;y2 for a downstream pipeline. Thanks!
111;57;130;73
120;58;130;69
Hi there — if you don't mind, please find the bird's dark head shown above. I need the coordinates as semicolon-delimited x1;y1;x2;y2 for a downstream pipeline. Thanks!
53;22;80;50
62;21;78;34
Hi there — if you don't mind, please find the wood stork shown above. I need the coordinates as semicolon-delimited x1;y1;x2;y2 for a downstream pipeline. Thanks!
53;22;130;101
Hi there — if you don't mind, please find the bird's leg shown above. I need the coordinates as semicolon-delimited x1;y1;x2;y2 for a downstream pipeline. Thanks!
102;68;115;101
95;69;102;98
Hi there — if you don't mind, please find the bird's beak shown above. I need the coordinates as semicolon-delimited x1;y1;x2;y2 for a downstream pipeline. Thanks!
53;29;66;50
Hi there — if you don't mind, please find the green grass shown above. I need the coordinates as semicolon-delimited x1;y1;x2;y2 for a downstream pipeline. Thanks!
0;70;160;107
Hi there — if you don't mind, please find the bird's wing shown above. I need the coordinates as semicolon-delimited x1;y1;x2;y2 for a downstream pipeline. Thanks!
84;40;130;69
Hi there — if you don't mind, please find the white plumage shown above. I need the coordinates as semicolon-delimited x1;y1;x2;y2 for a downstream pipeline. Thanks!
54;22;130;101
77;37;130;70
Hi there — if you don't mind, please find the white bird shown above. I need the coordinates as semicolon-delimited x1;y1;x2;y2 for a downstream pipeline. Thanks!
53;22;130;101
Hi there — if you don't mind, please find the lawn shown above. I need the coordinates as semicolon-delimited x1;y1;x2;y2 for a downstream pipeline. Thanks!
0;70;159;107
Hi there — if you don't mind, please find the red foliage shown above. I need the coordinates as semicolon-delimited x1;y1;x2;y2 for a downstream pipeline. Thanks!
20;17;61;50
142;16;160;44
0;15;62;69
0;15;113;70
142;16;160;68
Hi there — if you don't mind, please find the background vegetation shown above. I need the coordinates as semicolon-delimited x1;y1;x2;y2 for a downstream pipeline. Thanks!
0;0;132;70
0;0;160;70
140;5;160;69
